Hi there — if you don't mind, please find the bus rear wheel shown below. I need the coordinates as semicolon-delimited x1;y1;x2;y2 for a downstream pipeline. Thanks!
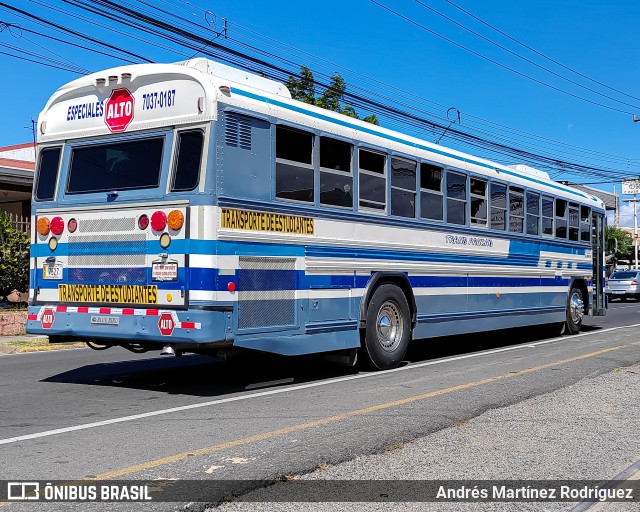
360;283;411;370
565;285;584;335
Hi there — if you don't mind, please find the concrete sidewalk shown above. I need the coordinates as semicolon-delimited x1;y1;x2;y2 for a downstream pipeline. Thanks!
0;334;48;343
212;363;640;512
0;334;86;354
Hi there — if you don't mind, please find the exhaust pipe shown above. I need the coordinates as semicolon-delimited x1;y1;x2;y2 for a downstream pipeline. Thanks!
160;344;175;356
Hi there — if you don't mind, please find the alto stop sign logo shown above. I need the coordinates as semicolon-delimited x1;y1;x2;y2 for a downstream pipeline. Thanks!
158;312;175;336
41;308;55;330
104;88;135;132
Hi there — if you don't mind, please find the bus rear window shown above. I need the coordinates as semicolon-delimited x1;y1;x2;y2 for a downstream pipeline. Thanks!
67;138;164;194
35;147;61;201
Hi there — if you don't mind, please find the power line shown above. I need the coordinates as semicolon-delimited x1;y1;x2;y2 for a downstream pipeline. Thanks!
370;0;633;115
440;0;640;104
0;1;152;63
412;0;640;111
5;0;638;182
54;1;640;178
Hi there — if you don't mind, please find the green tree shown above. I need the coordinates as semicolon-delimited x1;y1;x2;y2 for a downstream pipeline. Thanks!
0;212;30;300
286;66;379;125
285;66;316;105
605;225;631;263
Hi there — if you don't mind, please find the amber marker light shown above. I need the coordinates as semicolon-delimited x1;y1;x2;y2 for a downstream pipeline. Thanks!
37;217;50;236
50;216;64;236
167;210;184;231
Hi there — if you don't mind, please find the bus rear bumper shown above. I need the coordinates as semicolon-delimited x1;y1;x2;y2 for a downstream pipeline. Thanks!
26;305;231;345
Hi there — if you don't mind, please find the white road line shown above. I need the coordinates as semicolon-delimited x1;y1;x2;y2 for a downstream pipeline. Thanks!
1;323;639;446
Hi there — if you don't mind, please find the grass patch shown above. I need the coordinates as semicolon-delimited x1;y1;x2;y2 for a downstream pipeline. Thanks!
7;339;85;352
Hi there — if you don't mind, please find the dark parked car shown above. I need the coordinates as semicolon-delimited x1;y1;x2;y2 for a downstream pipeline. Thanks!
606;270;640;301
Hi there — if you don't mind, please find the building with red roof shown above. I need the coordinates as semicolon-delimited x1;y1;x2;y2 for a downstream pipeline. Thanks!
0;142;35;231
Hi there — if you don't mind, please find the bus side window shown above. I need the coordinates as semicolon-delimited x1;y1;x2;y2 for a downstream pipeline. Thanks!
555;199;568;239
446;170;467;225
509;187;524;233
526;191;540;236
470;177;488;227
391;157;416;218
568;202;580;241
171;130;204;192
420;163;443;221
35;147;62;201
490;182;507;230
319;137;353;208
542;195;554;236
276;125;314;203
359;149;386;211
580;205;591;242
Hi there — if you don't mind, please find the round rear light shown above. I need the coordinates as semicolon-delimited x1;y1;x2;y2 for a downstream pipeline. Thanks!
50;216;64;236
68;218;77;233
159;232;171;249
167;210;184;230
151;211;167;231
37;217;50;236
138;214;149;230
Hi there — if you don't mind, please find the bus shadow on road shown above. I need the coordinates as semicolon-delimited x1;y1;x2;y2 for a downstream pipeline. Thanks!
42;323;602;397
40;349;359;398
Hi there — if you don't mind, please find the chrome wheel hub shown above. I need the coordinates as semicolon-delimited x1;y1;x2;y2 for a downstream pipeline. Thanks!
569;293;584;324
376;301;403;352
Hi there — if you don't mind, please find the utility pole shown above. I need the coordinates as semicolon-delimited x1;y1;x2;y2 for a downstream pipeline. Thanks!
613;184;619;227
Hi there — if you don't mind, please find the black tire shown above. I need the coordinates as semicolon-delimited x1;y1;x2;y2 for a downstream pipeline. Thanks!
360;283;411;370
565;285;584;335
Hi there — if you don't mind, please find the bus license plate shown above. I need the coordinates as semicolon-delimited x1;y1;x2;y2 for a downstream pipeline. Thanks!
90;316;120;326
43;263;63;280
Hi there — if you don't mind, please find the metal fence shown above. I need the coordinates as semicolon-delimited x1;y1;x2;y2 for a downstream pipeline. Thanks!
6;212;30;234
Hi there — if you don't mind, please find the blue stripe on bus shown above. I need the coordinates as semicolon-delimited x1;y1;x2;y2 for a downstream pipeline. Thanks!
31;236;587;261
31;267;578;292
231;87;593;202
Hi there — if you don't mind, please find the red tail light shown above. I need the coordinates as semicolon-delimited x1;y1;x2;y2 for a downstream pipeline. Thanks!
151;211;167;231
138;214;149;230
68;218;77;233
50;216;64;236
632;280;638;285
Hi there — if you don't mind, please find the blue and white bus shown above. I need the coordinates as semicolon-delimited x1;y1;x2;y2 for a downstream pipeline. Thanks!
27;58;607;370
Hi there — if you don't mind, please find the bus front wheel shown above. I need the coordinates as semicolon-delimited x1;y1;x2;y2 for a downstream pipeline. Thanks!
565;285;584;335
360;283;411;370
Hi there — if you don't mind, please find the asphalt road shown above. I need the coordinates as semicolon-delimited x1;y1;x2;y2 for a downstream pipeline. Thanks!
1;302;640;511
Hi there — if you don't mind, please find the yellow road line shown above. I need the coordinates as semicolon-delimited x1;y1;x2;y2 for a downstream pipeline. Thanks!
95;342;640;480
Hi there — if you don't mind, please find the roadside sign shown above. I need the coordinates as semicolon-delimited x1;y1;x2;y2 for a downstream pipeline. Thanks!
622;179;640;195
41;308;55;330
158;312;175;336
104;88;134;133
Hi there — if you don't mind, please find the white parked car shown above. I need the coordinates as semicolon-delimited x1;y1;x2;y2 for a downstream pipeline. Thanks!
606;270;640;301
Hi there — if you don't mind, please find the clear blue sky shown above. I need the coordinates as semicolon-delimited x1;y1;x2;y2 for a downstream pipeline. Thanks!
2;0;639;223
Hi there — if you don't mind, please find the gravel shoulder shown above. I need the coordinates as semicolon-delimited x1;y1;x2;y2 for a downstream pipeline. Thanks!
211;363;640;512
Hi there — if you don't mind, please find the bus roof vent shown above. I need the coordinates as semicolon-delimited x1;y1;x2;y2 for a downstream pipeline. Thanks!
506;164;550;180
176;58;292;99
